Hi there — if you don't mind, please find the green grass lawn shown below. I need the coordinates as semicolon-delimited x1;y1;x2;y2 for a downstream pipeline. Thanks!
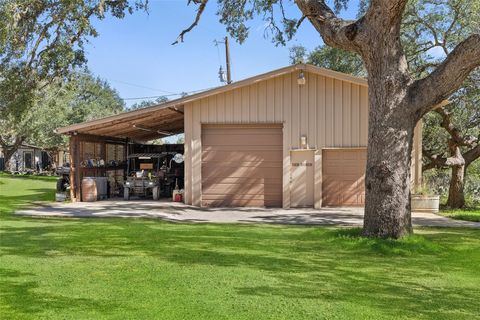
440;207;480;222
1;173;480;319
0;172;57;215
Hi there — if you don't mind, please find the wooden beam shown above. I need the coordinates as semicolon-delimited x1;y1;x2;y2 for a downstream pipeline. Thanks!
132;125;185;141
87;118;184;138
86;112;183;136
74;133;127;144
169;106;184;114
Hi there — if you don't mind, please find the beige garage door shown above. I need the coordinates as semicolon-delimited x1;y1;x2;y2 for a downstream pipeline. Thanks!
202;125;283;207
322;148;367;207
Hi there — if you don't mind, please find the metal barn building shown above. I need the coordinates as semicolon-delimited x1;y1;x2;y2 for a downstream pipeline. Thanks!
56;64;423;208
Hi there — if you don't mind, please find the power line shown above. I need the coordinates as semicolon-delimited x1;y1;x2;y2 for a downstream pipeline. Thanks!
77;70;177;94
107;78;176;94
75;70;219;102
120;86;219;101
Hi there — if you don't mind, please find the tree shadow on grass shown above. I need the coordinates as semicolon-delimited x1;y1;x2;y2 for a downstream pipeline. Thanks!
0;189;55;215
0;219;479;319
0;268;119;318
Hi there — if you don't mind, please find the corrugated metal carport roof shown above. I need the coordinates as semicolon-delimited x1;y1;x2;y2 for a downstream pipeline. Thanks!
55;64;369;141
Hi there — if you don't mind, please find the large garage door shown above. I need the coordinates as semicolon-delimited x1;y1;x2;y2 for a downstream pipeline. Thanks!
202;125;283;207
322;148;367;207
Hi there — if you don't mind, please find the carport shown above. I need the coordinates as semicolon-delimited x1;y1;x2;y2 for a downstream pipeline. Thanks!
56;102;185;202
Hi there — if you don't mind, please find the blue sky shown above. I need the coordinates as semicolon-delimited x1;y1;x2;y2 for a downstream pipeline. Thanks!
85;0;360;108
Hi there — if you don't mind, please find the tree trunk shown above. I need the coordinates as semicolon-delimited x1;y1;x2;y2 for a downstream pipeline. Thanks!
361;40;415;239
0;136;25;172
2;146;17;171
446;164;465;208
362;98;416;238
46;150;58;170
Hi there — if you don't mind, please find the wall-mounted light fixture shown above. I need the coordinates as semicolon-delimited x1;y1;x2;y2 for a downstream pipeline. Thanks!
300;135;308;149
297;70;306;85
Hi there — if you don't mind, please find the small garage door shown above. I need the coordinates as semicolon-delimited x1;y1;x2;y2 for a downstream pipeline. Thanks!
202;125;283;207
322;148;367;207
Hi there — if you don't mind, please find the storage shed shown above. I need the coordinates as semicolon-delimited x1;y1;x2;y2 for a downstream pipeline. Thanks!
0;144;50;172
56;64;423;208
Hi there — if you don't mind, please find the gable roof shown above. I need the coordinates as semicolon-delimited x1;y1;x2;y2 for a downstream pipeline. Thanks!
55;64;368;140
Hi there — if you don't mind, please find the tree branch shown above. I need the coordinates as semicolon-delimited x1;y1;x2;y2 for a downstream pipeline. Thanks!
435;107;472;147
422;148;447;171
172;0;208;45
464;144;480;167
408;34;480;117
422;146;465;171
295;0;366;53
367;0;409;26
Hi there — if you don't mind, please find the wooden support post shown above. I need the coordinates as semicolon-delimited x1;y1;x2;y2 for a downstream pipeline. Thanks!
124;138;129;180
69;135;81;202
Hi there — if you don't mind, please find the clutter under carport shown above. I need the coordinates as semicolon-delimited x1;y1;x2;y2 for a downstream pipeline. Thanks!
54;132;184;203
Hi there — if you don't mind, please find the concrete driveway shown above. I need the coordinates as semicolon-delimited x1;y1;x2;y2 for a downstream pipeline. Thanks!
15;199;480;228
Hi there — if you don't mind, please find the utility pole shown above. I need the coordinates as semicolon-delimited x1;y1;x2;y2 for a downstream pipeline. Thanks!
214;36;233;84
224;36;232;84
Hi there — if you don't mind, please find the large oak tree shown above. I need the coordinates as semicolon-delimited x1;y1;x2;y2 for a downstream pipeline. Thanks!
0;0;144;168
176;0;480;238
291;0;480;209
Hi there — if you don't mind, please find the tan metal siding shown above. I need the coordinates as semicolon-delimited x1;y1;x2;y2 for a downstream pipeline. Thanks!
183;69;421;208
325;77;334;146
201;125;283;207
282;74;292;208
308;73;317;148
360;86;369;145
343;82;352;146
351;84;360;146
317;76;326;147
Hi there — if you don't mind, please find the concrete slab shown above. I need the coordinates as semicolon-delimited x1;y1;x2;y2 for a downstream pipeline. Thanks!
15;200;480;228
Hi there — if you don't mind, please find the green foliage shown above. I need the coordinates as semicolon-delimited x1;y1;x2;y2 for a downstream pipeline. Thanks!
424;162;480;207
215;0;351;45
28;71;125;152
413;183;435;196
128;96;169;111
0;0;144;155
289;45;307;64
307;46;365;76
402;0;480;78
290;45;366;77
0;0;146;78
401;0;480;143
399;0;480;203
